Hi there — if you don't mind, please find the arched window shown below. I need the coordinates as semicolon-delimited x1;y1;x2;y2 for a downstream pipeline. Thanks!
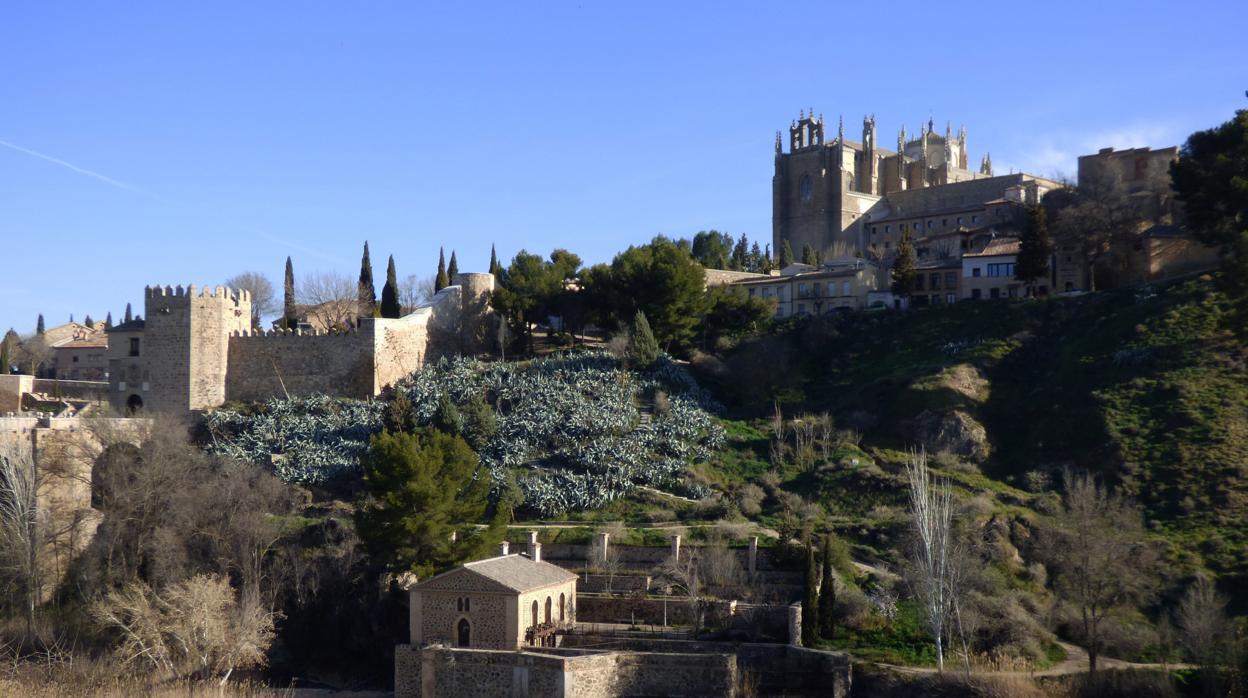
457;618;471;647
799;174;813;204
545;596;552;625
457;598;462;612
464;597;470;612
531;601;539;628
559;593;566;622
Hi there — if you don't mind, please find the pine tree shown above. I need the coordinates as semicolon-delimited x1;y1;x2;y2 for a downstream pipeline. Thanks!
358;241;376;318
105;311;112;328
489;244;502;276
36;314;45;335
892;232;917;299
435;248;449;292
123;304;132;324
381;255;402;318
447;250;459;280
1016;205;1053;295
802;541;820;647
819;535;837;640
801;244;817;266
283;256;297;329
779;240;795;268
84;315;94;328
625;310;660;368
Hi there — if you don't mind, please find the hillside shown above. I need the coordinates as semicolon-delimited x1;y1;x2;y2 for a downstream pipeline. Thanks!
701;275;1248;604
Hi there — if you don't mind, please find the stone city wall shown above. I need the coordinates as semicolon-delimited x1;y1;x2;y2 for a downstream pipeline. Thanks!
394;645;736;698
225;330;376;402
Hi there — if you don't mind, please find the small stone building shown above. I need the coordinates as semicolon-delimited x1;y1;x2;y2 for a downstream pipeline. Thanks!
409;545;578;650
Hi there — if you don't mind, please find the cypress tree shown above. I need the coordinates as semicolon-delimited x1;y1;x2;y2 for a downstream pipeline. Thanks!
625;310;660;368
358;241;376;318
1016;205;1053;295
801;244;817;266
36;314;45;335
763;244;774;273
732;233;749;270
819;535;837;640
892;232;917;300
381;255;401;318
489;244;501;276
105;311;112;328
779;240;795;268
447;250;459;280
0;338;10;375
283;256;297;329
69;314;74;323
749;241;763;272
435;248;450;292
802;541;820;647
123;304;132;324
84;315;94;328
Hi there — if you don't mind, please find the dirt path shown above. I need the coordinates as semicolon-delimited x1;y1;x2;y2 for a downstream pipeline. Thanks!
871;641;1191;678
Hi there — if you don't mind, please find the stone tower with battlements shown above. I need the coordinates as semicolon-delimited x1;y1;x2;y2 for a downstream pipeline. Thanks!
124;285;251;413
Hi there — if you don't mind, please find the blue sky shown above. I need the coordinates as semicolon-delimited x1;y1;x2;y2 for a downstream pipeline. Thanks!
1;1;1244;332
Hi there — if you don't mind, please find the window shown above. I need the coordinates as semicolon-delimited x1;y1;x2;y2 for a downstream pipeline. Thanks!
927;220;933;229
842;281;851;296
129;338;141;357
811;282;821;296
885;241;891;249
872;226;878;235
946;293;957;304
971;215;978;224
915;275;924;290
457;619;471;647
990;288;1001;299
930;273;941;289
1008;286;1019;298
748;288;755;297
942;218;947;226
971;289;982;300
944;272;957;287
73;355;79;363
545;597;552;624
560;593;566;622
900;223;907;232
957;216;963;225
799;174;813;203
797;303;806;315
986;262;1015;277
798;283;808;297
972;267;982;277
885;225;891;233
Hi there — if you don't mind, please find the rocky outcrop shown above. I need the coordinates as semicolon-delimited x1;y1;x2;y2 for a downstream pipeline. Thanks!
912;409;990;462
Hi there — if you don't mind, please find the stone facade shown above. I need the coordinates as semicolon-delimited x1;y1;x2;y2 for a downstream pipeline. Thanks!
106;273;495;413
731;259;883;317
410;552;578;650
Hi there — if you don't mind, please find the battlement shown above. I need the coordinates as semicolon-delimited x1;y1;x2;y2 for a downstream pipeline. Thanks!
144;284;250;304
229;326;364;339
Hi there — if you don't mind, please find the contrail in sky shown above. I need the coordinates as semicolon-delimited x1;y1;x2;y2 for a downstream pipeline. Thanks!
0;139;151;196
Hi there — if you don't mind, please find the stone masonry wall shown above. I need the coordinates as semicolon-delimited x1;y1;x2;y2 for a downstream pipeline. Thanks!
225;331;375;402
394;645;736;698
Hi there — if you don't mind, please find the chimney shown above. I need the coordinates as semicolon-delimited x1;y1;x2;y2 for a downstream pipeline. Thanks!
528;531;541;563
499;541;510;556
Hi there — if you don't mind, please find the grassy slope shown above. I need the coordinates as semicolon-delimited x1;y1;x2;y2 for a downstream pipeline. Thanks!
702;276;1247;604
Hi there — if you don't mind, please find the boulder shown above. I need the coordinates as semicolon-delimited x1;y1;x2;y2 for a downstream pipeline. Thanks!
912;409;990;462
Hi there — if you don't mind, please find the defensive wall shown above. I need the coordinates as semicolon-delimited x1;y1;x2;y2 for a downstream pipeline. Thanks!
0;416;147;601
394;644;737;698
111;273;495;412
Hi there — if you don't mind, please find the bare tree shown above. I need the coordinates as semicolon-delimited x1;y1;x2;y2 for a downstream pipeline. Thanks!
299;271;358;331
0;442;39;634
657;552;706;634
587;525;624;594
1042;469;1154;672
225;272;276;329
400;274;437;313
904;449;955;672
92;574;276;685
15;334;52;376
1176;577;1239;696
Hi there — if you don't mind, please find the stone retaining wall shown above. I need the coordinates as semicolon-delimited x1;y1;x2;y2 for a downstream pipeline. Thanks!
394;644;736;698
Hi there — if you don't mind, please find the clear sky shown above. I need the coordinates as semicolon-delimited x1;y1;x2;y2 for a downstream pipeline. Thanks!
2;1;1245;332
